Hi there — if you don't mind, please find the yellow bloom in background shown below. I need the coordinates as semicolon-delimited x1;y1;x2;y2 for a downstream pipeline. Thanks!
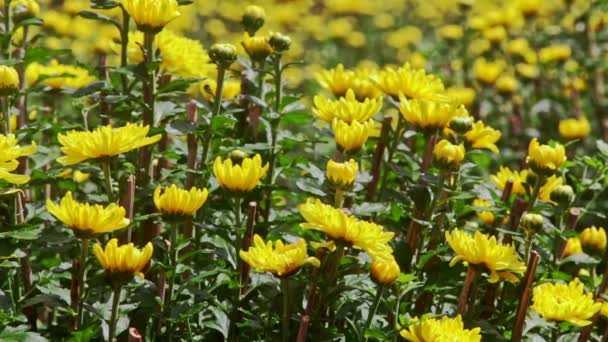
563;237;584;257
242;35;273;62
370;256;400;284
93;239;153;279
0;65;19;95
326;159;358;189
46;192;129;236
526;138;566;175
495;74;519;93
490;167;529;195
506;38;530;56
516;63;540;80
580;226;607;252
445;87;476;107
539;44;572;63
433;140;465;167
538;175;563;204
122;0;180;31
465;121;501;153
239;234;320;277
0;134;37;184
559;117;591;140
198;78;241;101
11;0;40;19
154;184;208;216
213;152;269;192
374;63;446;101
25;60;95;89
400;315;481;342
299;198;394;259
58;168;91;183
473;198;495;225
399;97;466;131
56;123;162;165
445;228;526;283
483;25;507;43
437;24;464;40
332;118;374;152
531;278;601;326
474;58;505;84
313;89;382;124
315;64;355;98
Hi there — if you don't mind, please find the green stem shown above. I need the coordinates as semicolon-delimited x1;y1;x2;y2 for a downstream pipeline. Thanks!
273;57;282;113
524;234;533;262
167;223;178;305
108;285;122;342
334;189;344;209
77;238;90;328
281;278;290;342
234;196;242;230
378;116;405;197
257;61;265;98
363;285;385;341
201;66;226;164
528;175;543;210
102;159;114;201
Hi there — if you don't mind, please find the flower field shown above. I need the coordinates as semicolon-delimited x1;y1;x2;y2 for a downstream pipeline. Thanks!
1;0;608;341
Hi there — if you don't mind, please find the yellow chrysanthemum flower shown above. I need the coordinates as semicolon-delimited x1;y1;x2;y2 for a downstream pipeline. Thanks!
313;89;382;124
56;123;162;166
126;30;213;78
433;140;465;167
473;199;495;225
445;228;526;283
465;121;501;153
445;87;476;107
93;239;153;279
315;64;356;98
239;234;320;277
373;63;446;101
242;35;273;62
299;198;394;259
563;237;584;257
495;74;519;93
332;118;374;152
0;134;37;184
46;192;129;236
437;24;464;40
580;226;607;252
25;60;95;89
11;0;40;19
213;152;269;192
558;117;591;140
531;278;601;326
526;138;566;175
370;256;400;285
154;184;208;217
490;167;530;195
0;65;19;95
121;0;180;31
326;159;358;189
474;58;505;84
538;175;563;204
400;97;466;131
197;78;241;101
400;315;481;342
539;45;571;64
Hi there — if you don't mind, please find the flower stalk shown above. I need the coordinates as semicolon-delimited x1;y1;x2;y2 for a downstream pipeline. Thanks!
362;285;385;341
108;285;122;342
281;277;290;342
456;266;476;315
76;237;90;328
201;65;226;164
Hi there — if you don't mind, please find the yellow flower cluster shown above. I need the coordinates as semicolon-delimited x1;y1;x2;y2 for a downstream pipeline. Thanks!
0;134;37;184
239;234;320;276
445;228;526;283
400;315;481;342
313;89;382;124
530;278;601;326
299;198;394;260
57;123;162;165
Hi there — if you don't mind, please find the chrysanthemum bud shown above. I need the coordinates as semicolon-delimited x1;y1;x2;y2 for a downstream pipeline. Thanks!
209;43;237;68
229;149;249;165
449;116;473;135
242;36;273;63
550;185;574;207
525;172;538;189
520;213;544;236
370;257;400;285
326;159;358;190
269;32;291;53
241;5;265;36
580;226;607;253
0;65;20;96
433;139;465;169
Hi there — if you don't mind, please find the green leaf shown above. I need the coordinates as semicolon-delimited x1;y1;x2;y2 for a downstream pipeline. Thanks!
71;81;105;97
23;47;70;65
78;11;120;29
597;140;608;156
0;225;42;240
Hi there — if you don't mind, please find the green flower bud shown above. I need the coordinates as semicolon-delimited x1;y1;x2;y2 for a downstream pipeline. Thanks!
550;185;574;207
269;32;291;53
449;116;473;135
520;213;544;236
209;43;237;68
242;5;265;37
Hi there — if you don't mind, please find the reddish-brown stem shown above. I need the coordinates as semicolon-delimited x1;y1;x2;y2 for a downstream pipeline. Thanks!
296;249;325;342
367;117;392;200
456;267;477;315
511;251;540;342
118;176;136;244
503;197;529;245
128;327;143;342
421;131;439;173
